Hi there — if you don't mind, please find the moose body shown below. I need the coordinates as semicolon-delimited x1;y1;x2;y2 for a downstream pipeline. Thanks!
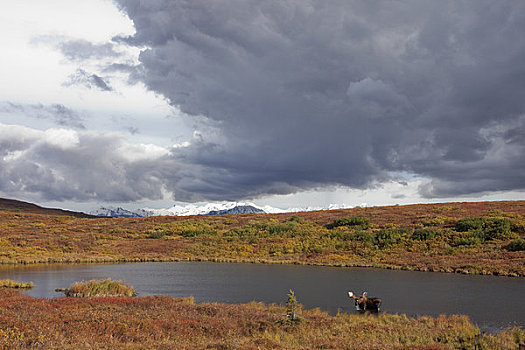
348;291;381;312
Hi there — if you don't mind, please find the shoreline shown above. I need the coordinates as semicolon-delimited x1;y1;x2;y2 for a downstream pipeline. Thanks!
1;256;523;278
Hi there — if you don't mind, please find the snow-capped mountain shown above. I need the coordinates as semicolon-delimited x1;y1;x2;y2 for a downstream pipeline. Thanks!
89;207;154;218
89;202;355;218
90;202;272;217
206;205;265;215
284;203;354;213
145;202;273;216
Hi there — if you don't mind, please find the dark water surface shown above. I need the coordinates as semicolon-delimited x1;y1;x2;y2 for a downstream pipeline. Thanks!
1;262;523;332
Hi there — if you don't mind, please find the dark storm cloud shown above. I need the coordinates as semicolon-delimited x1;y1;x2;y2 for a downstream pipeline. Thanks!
5;1;523;204
417;116;525;197
110;0;525;201
103;63;136;72
64;69;113;91
0;125;170;202
59;39;122;61
0;102;85;129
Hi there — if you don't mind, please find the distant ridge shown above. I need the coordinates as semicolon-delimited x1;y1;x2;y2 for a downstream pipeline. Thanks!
0;198;96;218
90;204;266;217
89;202;354;218
90;207;154;218
206;205;265;215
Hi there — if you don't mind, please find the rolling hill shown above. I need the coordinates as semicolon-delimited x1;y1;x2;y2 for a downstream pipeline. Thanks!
0;197;523;276
0;198;95;218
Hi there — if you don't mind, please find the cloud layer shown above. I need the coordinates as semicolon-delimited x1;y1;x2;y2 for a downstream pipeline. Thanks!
64;68;113;91
2;1;524;204
0;124;170;202
111;0;525;200
0;102;86;129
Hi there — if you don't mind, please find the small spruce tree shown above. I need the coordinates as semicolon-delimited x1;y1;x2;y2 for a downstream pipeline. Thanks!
286;289;298;321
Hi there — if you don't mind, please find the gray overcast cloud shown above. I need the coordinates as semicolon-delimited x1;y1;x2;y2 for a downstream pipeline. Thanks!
1;0;524;206
112;0;525;201
64;68;114;91
0;102;86;129
0;125;169;202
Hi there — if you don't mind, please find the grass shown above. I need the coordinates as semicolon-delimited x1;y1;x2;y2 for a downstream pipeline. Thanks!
0;288;523;349
0;200;523;276
0;279;33;289
56;278;136;297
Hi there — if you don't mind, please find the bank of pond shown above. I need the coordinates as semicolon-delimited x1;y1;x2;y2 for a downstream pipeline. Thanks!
1;261;523;334
3;287;524;349
2;203;524;277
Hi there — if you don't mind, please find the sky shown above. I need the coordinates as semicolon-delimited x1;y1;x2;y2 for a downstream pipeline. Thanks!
0;0;524;212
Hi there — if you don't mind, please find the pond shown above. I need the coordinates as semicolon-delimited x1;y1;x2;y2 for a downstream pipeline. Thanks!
1;262;523;332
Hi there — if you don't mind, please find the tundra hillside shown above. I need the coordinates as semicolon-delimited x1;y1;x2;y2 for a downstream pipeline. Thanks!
0;201;524;276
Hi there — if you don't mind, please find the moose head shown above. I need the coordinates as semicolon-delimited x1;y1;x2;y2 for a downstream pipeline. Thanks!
348;291;381;312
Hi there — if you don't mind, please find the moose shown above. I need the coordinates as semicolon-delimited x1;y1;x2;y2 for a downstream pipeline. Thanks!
348;291;382;312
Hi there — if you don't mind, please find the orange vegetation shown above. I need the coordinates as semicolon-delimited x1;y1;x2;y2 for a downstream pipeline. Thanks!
0;200;524;276
1;289;523;349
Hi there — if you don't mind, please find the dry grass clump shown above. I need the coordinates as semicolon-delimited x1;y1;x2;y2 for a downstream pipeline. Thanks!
0;279;33;289
57;278;136;297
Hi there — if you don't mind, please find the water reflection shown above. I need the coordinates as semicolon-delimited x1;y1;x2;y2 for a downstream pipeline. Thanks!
1;262;523;332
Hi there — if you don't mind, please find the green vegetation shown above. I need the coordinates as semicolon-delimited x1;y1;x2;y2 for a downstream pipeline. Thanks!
0;279;33;289
374;228;407;248
506;239;525;252
455;217;486;231
0;201;524;276
56;278;136;297
327;215;370;229
455;216;516;240
411;228;438;241
285;289;300;323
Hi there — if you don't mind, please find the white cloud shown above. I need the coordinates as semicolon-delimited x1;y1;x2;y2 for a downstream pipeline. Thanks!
0;0;131;101
0;122;173;202
43;129;79;149
0;0;193;157
119;143;171;162
173;141;191;149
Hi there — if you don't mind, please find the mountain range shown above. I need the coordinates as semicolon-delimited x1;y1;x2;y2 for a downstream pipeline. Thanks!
89;202;353;218
89;207;155;218
0;197;353;218
90;203;271;217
